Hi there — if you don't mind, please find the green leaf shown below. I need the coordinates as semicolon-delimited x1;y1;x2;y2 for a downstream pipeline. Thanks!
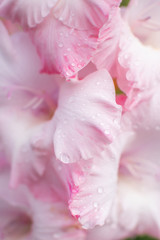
126;235;158;240
120;0;130;7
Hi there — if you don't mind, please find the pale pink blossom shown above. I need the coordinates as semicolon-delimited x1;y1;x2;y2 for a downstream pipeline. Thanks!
0;0;121;78
0;162;86;240
116;0;160;109
0;21;122;229
92;8;122;78
87;84;160;239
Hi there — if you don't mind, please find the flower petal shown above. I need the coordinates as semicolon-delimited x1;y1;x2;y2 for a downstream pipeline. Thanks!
120;85;160;185
125;0;160;49
117;3;160;108
53;0;121;30
53;69;121;163
92;9;122;77
31;201;86;240
68;146;119;229
0;0;58;27
31;16;98;77
0;23;62;192
0;169;86;240
31;0;121;77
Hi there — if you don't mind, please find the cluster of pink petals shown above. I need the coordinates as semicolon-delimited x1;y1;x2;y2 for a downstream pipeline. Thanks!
0;0;160;239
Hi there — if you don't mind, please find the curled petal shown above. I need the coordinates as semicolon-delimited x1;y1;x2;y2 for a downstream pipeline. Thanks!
31;16;98;78
0;169;86;240
120;85;160;185
117;1;160;108
68;146;119;229
0;0;58;27
53;69;121;163
53;0;121;30
92;9;122;76
31;0;121;77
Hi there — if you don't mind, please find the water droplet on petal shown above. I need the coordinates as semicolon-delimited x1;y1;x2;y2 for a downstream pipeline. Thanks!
97;187;103;194
58;42;63;48
59;16;63;21
60;154;70;163
104;129;110;135
93;202;98;208
70;28;74;34
113;119;118;125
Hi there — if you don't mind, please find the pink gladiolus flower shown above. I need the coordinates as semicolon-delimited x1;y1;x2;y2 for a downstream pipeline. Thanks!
0;0;121;78
1;0;160;238
116;0;160;108
0;21;122;229
92;8;122;78
87;84;160;239
0;162;86;240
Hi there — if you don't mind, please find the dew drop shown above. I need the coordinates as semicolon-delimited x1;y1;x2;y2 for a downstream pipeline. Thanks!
104;129;110;135
58;42;63;48
97;187;103;194
66;72;70;76
126;71;133;81
82;223;90;229
59;16;63;21
69;28;74;34
113;119;118;125
93;202;98;208
77;64;82;68
60;154;70;163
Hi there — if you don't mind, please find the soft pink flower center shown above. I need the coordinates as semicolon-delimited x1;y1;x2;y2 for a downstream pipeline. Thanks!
131;20;160;49
3;85;57;121
3;213;32;239
127;3;160;49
